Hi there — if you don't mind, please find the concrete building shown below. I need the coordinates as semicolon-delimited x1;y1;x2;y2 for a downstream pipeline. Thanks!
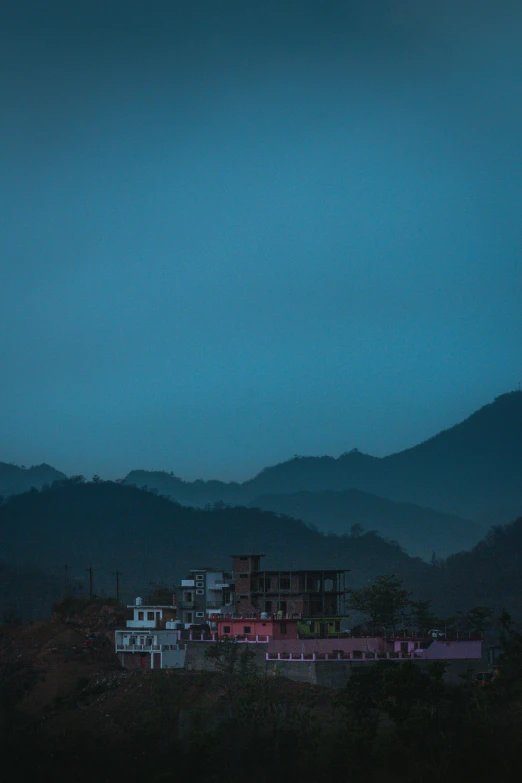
175;567;233;627
212;615;299;641
115;628;186;670
126;597;176;629
230;554;349;617
115;597;185;670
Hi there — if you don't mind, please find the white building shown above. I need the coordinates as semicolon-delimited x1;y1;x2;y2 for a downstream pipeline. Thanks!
115;597;186;670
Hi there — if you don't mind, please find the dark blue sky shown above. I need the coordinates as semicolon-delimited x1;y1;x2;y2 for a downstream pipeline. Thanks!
1;1;521;481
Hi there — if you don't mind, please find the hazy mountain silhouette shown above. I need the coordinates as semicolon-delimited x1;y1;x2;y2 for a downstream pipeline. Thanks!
125;392;522;553
0;462;66;497
2;480;522;622
252;490;482;560
437;515;522;619
0;479;431;610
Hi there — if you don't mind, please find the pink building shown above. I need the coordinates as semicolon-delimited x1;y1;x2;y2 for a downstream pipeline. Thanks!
214;616;299;641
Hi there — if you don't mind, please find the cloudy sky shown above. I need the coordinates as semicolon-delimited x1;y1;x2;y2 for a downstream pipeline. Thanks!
1;0;521;481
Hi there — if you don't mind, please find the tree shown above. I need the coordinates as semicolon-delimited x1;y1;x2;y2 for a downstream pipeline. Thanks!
348;575;411;632
466;606;494;634
409;599;438;632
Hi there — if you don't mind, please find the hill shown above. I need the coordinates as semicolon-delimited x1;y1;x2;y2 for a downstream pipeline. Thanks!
0;479;431;612
0;462;66;497
252;489;482;560
435;515;522;618
125;391;522;551
0;562;64;625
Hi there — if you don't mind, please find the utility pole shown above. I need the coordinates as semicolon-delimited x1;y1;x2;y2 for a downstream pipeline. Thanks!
86;566;94;598
113;569;123;601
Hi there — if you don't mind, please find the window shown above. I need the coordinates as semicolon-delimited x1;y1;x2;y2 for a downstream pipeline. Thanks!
279;578;290;590
224;626;231;634
280;623;287;634
138;611;144;621
264;600;272;612
147;612;154;621
240;573;248;578
334;621;340;632
243;626;251;634
196;612;204;618
185;613;193;623
196;589;204;595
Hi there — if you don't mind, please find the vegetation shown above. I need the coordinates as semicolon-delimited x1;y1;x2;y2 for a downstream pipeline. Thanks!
348;574;412;631
2;618;522;782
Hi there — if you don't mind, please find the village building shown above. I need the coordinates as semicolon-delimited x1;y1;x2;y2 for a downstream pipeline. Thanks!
175;567;233;627
230;554;349;617
211;615;299;641
115;597;185;670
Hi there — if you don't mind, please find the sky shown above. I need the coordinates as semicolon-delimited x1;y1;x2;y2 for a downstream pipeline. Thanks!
1;0;521;482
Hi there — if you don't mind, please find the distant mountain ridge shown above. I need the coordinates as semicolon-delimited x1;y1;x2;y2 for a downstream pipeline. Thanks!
252;489;482;560
0;480;431;608
0;462;66;497
125;391;522;536
3;392;521;562
1;480;521;622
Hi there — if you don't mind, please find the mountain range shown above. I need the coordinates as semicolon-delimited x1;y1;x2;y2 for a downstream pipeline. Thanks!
1;478;522;623
1;391;521;562
123;391;522;556
0;478;431;620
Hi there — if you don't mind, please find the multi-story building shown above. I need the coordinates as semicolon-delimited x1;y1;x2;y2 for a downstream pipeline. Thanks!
175;567;233;627
230;554;349;617
115;597;185;670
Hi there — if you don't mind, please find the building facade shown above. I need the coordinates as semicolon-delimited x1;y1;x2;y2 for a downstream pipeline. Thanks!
175;567;233;626
230;554;349;617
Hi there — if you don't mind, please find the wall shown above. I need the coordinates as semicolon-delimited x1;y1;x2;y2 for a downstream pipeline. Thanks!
162;648;187;669
269;638;386;655
421;640;483;659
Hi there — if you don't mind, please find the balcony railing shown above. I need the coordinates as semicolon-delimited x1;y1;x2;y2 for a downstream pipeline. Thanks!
177;631;270;643
265;651;414;662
